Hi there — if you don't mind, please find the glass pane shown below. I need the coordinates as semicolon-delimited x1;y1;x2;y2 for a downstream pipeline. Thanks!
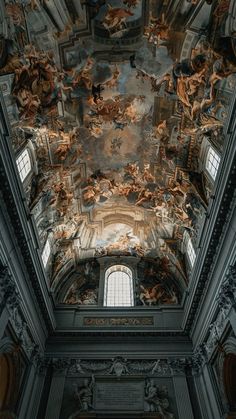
187;239;196;267
42;239;50;267
206;147;220;180
104;265;134;307
16;149;31;182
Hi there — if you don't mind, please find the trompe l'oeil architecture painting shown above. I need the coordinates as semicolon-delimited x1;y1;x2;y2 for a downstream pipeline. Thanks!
0;0;236;418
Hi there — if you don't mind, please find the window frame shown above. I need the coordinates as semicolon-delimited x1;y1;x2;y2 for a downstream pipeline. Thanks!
16;148;32;182
103;265;134;307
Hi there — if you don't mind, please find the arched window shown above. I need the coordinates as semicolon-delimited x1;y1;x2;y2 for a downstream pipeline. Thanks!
104;265;134;307
205;147;220;180
187;238;196;267
16;149;31;182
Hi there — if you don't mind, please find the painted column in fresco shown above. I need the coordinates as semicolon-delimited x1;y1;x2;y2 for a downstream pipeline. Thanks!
44;0;67;31
72;0;86;21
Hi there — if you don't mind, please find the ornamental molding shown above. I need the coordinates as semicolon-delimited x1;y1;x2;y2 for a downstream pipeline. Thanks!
0;336;15;354
45;355;193;378
0;265;21;315
0;150;53;333
185;156;236;334
192;265;236;370
68;358;172;378
0;264;42;362
41;356;199;377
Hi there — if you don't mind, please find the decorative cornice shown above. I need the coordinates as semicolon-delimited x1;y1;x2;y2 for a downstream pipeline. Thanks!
192;264;236;369
0;265;21;315
185;156;236;333
0;264;43;362
50;330;188;338
0;154;54;333
36;355;206;378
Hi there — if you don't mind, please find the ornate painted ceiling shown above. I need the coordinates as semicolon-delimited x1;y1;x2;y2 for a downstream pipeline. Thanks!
0;0;235;307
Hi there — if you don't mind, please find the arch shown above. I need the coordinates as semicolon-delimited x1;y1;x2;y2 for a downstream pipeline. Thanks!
216;336;236;415
223;353;236;412
0;353;17;417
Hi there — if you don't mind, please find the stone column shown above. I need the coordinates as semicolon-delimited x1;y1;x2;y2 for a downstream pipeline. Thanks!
45;359;69;419
173;374;194;419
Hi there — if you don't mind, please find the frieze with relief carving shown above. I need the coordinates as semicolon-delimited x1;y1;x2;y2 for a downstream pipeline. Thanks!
0;264;41;361
0;265;21;315
68;357;171;377
39;355;198;418
189;265;236;368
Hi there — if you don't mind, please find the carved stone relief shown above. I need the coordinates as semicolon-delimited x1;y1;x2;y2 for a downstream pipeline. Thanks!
68;357;172;377
0;264;41;362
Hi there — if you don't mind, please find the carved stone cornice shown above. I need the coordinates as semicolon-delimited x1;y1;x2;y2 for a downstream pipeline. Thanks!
193;264;236;366
67;357;172;377
185;155;236;333
217;265;236;310
168;358;187;375
52;357;72;373
36;356;52;374
0;265;21;315
0;148;53;333
0;264;44;361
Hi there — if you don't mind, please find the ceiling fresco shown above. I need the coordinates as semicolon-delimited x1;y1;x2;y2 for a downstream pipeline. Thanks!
1;0;236;305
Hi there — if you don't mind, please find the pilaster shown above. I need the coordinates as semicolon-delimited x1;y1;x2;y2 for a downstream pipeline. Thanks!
173;374;194;419
45;359;69;419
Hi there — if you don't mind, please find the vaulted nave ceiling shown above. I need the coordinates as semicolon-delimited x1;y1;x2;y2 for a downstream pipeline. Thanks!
1;0;235;306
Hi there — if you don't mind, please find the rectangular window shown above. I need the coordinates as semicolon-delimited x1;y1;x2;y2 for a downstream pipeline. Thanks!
16;149;31;182
42;239;51;267
187;239;196;267
206;147;220;180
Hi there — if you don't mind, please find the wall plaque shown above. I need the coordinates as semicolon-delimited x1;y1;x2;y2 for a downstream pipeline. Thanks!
94;379;144;411
83;317;154;326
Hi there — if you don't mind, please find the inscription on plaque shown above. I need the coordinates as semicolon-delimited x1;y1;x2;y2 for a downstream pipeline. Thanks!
84;317;154;326
95;380;144;411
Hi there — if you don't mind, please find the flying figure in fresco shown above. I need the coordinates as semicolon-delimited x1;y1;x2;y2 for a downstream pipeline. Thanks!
103;4;134;33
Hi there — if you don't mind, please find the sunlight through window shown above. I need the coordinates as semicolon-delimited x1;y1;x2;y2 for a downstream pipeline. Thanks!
206;147;220;180
42;239;51;267
187;238;196;267
104;265;134;307
16;149;31;182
